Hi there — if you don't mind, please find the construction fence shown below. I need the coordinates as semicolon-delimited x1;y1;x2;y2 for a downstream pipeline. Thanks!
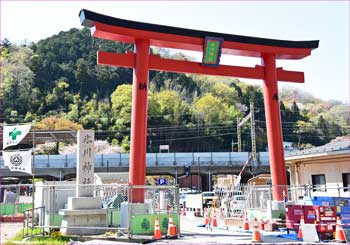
0;182;180;239
214;184;350;222
2;182;349;236
0;184;33;217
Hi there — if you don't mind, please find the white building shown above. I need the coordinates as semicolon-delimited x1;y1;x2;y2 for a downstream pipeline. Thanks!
285;136;350;199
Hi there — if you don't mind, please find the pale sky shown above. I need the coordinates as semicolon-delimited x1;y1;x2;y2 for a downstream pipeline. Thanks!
1;1;349;103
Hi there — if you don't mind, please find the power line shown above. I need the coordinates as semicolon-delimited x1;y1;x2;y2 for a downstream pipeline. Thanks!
146;132;346;143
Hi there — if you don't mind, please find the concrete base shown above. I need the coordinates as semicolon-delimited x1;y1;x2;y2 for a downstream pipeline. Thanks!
67;197;102;209
59;197;107;235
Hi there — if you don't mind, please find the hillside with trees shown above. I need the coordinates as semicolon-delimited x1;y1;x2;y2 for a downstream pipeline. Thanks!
1;28;349;152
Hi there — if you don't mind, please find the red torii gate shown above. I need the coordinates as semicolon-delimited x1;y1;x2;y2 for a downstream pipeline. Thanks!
79;9;319;203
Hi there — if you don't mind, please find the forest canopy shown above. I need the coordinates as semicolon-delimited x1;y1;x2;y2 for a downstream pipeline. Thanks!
0;29;348;152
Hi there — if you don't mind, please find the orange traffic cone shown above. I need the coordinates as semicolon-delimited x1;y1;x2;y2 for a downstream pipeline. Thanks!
211;208;218;227
153;217;162;240
243;212;250;231
334;216;346;242
251;218;262;243
297;215;304;239
167;214;178;238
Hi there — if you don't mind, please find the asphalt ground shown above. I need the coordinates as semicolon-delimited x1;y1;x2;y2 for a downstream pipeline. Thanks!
1;213;346;244
151;212;345;244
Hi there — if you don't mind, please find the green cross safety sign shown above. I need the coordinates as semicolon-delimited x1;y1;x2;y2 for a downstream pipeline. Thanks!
9;128;22;140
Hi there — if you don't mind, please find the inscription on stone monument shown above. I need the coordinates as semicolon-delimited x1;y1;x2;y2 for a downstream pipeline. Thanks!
77;130;95;197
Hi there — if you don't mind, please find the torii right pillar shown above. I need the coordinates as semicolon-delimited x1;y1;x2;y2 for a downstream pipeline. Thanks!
262;53;287;201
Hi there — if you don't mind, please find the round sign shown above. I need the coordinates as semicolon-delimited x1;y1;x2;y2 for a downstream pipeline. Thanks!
10;154;23;166
158;178;167;185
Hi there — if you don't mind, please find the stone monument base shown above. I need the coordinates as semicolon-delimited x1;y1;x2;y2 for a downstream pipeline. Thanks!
59;197;107;235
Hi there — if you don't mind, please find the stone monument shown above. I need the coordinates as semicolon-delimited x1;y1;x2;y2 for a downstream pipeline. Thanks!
59;130;107;235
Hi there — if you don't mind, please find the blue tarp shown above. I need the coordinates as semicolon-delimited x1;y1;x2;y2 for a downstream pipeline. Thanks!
278;233;303;241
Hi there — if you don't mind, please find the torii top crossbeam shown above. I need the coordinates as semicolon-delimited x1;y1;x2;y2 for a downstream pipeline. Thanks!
79;9;319;202
80;9;318;59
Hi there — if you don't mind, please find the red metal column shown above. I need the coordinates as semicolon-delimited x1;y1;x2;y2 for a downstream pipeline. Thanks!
261;53;287;201
129;39;150;203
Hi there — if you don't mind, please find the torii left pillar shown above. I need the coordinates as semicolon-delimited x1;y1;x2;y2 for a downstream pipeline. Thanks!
129;39;150;203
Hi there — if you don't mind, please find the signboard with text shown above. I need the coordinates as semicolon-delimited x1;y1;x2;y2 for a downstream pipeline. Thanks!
202;36;223;67
76;130;95;197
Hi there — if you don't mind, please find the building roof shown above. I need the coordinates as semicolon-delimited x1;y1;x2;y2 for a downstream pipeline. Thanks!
285;136;350;158
248;174;271;182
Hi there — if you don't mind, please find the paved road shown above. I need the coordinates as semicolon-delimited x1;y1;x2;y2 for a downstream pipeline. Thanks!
2;213;336;244
75;214;329;244
152;213;299;244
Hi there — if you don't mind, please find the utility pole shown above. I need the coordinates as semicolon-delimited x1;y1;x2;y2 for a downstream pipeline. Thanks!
250;102;256;160
236;102;256;160
237;117;241;152
148;128;152;153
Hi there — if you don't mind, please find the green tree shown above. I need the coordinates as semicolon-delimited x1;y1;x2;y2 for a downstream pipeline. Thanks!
75;58;95;97
110;84;133;141
291;101;302;121
141;218;150;231
150;72;200;101
317;115;330;142
1;46;35;119
192;94;240;124
67;95;83;121
209;82;239;105
78;95;111;130
155;90;189;125
162;217;169;229
293;120;325;147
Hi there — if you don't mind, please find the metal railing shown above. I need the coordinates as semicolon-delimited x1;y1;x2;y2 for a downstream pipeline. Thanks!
23;206;45;237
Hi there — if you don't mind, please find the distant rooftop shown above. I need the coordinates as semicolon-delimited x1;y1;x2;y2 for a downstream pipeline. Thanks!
286;136;350;157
